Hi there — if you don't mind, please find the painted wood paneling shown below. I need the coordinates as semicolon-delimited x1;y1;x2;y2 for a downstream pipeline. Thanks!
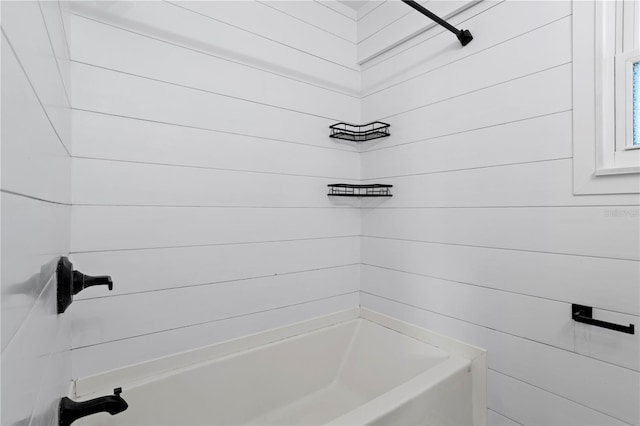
70;0;360;95
356;1;386;21
360;1;639;424
358;1;475;63
71;292;359;378
72;158;358;208
362;206;640;260
39;0;71;99
72;110;359;181
168;1;357;68
363;16;571;120
1;35;70;204
1;194;70;351
71;265;360;349
72;62;352;151
358;0;409;42
488;410;522;426
362;265;639;371
72;206;360;252
366;64;572;150
1;0;71;149
58;2;72;52
65;3;640;426
361;1;571;93
1;278;64;426
486;324;639;424
361;111;571;179
488;371;630;426
71;237;359;299
360;0;498;71
28;341;72;426
1;2;72;424
315;1;358;21
365;160;640;207
362;237;640;316
70;0;361;378
70;15;359;121
261;1;357;43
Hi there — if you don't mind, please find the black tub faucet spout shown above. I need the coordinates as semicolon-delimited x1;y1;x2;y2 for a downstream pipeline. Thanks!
59;387;128;426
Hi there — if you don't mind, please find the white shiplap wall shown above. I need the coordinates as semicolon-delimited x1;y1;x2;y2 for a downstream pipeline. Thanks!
69;0;361;378
360;2;640;426
1;1;72;425
60;1;640;425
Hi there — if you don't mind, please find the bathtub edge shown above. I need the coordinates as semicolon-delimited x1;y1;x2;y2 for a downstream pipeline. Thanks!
360;308;488;426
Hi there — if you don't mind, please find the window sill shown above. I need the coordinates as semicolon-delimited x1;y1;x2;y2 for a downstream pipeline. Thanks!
595;166;640;176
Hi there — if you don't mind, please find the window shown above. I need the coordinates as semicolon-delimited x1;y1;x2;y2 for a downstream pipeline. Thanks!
617;54;639;150
573;0;640;194
608;0;639;171
634;61;639;146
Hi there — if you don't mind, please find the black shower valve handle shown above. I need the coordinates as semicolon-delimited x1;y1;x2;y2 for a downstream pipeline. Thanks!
57;256;114;314
72;271;113;294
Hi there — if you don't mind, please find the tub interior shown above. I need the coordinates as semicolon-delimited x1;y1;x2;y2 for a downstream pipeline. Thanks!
77;318;453;425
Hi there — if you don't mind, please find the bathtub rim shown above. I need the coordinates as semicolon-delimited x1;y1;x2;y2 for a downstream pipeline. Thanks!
326;356;472;426
71;307;487;425
361;308;487;426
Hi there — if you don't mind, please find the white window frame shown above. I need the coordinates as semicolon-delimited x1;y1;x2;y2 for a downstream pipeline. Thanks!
614;49;639;162
573;0;640;194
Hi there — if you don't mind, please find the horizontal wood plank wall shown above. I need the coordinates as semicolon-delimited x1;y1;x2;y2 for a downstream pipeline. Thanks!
359;1;640;425
1;1;73;425
69;1;360;378
357;0;479;63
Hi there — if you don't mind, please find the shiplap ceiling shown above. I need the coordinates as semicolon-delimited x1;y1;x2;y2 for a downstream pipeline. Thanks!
337;0;370;11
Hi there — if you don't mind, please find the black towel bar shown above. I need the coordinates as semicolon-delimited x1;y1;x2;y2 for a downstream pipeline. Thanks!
572;304;635;335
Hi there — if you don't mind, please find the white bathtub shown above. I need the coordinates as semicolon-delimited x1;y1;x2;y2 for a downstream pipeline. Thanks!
72;309;486;425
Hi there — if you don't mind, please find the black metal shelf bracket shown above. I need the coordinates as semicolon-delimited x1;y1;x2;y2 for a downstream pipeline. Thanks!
328;184;393;197
572;304;635;335
401;0;473;46
329;121;390;142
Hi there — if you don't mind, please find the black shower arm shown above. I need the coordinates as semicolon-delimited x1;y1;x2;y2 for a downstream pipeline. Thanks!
401;0;473;46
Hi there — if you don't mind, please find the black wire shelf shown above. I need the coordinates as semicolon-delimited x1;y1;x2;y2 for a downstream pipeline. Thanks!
329;121;390;142
328;184;393;197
